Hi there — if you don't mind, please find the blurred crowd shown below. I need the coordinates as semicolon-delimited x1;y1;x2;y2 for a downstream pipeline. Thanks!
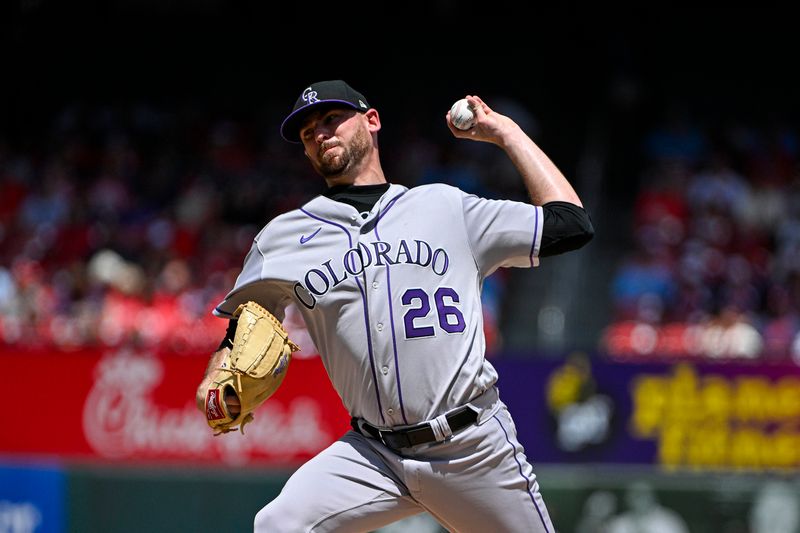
0;100;530;354
10;98;796;362
602;105;800;363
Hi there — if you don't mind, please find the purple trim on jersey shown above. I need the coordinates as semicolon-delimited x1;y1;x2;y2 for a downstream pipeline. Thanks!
213;306;235;318
528;206;540;267
373;191;405;226
300;207;386;425
493;414;552;533
374;192;409;425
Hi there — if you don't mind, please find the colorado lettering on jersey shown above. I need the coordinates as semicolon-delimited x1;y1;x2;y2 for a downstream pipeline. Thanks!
293;239;450;309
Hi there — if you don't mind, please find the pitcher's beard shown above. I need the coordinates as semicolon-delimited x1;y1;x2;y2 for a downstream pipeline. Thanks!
318;127;371;178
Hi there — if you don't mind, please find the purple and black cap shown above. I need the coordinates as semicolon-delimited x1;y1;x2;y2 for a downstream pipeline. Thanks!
280;80;371;143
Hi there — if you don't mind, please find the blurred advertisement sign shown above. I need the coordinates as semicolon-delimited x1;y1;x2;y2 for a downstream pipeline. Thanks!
495;354;800;472
1;347;350;466
0;464;64;533
4;346;799;472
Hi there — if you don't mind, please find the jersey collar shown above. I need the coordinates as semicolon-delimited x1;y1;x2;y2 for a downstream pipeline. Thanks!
302;183;408;225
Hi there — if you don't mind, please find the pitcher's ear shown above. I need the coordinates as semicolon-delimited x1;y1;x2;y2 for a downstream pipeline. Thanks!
364;108;381;133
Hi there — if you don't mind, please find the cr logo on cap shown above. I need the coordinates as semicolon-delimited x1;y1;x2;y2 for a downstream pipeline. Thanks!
302;87;319;104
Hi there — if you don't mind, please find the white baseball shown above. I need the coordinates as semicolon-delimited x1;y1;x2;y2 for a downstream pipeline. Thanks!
450;98;476;130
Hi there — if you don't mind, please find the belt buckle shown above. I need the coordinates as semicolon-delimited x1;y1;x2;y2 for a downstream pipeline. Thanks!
379;427;410;450
376;428;391;447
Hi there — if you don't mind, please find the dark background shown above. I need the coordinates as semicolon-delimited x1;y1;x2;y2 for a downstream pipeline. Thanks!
5;5;797;186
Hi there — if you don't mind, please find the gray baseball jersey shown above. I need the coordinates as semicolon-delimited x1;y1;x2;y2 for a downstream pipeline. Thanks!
214;183;543;427
215;182;553;532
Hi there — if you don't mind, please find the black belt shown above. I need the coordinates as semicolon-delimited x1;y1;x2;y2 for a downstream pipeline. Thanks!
351;407;478;450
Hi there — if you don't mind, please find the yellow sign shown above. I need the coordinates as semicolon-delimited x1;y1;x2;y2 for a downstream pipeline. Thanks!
631;363;800;471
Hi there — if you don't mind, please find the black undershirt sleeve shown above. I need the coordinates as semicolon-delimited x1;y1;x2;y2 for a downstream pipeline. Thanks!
217;319;238;352
539;201;595;257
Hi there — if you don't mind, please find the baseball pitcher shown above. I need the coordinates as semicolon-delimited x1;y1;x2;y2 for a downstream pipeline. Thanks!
196;80;594;532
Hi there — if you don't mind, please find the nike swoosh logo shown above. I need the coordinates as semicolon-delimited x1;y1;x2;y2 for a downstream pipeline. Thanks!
300;227;322;244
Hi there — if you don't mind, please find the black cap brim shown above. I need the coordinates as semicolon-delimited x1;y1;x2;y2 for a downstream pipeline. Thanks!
280;100;364;144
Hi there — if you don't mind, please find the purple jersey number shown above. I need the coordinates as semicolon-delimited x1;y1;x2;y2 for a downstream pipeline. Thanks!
434;287;466;333
402;288;436;338
401;287;465;339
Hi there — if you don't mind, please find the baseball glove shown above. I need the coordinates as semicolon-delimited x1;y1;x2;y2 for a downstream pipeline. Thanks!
204;301;300;435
